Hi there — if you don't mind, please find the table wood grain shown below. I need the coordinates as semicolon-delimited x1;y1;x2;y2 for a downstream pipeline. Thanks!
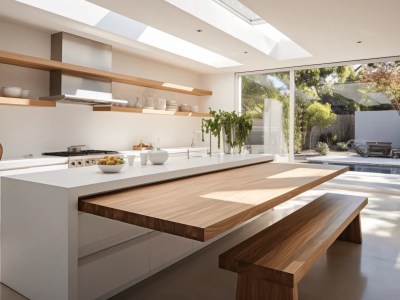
79;163;348;241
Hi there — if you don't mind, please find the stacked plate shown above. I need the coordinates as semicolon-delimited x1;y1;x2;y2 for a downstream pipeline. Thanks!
166;100;178;112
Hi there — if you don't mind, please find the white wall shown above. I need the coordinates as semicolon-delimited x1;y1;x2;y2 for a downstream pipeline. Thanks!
0;19;218;159
355;111;400;148
200;73;236;112
198;73;236;152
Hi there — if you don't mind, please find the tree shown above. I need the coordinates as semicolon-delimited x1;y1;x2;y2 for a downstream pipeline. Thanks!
241;67;351;153
359;62;400;112
303;102;336;149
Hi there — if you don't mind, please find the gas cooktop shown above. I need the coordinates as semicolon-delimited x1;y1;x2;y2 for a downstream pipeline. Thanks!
43;150;119;157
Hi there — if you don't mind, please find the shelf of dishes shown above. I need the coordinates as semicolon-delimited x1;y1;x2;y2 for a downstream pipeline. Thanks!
93;105;211;118
0;97;56;107
0;50;212;96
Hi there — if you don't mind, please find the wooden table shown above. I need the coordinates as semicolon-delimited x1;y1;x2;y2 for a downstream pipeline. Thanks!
79;163;348;242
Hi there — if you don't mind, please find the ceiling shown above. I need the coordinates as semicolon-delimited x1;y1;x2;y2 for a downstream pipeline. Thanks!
1;0;400;75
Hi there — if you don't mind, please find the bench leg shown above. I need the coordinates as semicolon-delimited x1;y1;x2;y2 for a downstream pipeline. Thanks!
236;274;298;300
338;214;362;244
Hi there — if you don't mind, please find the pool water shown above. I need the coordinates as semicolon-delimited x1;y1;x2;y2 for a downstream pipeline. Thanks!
349;164;400;174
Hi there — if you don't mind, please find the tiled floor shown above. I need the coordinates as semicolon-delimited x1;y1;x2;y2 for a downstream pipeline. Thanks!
1;171;399;300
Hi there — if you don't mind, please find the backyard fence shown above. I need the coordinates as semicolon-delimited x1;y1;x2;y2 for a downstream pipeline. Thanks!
310;115;355;149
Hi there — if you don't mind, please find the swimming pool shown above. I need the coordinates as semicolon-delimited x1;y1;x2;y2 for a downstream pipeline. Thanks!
306;156;400;174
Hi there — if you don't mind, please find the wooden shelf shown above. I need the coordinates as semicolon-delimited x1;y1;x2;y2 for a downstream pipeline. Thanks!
0;50;212;96
0;97;56;107
93;105;211;118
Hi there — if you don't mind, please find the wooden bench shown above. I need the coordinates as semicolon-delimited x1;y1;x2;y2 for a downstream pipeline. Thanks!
219;193;368;300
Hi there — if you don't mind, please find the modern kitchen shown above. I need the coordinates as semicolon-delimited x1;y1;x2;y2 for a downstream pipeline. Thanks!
1;1;400;300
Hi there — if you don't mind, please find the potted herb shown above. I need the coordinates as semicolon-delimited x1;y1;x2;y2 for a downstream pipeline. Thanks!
201;108;253;154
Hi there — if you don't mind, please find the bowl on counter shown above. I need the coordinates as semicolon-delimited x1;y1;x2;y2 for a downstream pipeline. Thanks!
97;156;125;173
97;163;125;173
148;149;169;165
2;86;22;98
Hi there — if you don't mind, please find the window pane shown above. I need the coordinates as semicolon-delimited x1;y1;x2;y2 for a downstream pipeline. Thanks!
294;61;400;163
240;72;290;160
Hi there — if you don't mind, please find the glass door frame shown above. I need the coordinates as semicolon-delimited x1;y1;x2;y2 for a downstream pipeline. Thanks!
235;55;400;162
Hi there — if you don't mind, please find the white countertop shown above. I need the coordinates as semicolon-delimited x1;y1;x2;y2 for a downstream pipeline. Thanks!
3;154;273;193
0;147;208;171
0;156;68;171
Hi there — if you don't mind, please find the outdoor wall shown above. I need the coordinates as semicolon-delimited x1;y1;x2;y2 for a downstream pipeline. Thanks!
0;19;218;159
355;111;400;148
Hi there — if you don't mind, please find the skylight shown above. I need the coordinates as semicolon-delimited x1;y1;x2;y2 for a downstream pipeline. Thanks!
165;0;312;60
213;0;265;25
15;0;241;68
16;0;109;26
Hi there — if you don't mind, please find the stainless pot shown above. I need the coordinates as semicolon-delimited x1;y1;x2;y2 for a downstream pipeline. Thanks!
67;145;86;153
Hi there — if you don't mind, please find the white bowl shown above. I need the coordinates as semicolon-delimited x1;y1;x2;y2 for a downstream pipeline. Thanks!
21;89;31;98
148;149;169;165
97;163;125;173
2;86;22;98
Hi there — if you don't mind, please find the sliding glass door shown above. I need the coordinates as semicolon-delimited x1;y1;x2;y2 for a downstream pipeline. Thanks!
240;72;290;161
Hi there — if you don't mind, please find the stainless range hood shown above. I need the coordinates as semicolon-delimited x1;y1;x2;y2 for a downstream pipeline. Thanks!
40;32;127;105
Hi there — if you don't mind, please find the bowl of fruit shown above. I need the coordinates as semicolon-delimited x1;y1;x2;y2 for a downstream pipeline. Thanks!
97;156;125;173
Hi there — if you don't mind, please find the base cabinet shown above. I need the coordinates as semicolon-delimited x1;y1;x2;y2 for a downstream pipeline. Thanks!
149;232;193;271
78;234;149;300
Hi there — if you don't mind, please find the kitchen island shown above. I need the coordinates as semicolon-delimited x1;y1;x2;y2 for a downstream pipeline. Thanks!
1;154;347;300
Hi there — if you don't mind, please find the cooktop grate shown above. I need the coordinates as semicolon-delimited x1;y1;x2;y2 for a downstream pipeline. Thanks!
43;150;119;157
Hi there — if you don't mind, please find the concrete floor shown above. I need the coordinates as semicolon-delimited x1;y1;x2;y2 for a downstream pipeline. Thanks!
1;171;399;300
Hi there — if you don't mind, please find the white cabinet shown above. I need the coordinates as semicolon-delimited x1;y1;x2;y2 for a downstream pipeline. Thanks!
78;212;151;258
78;234;149;300
149;231;193;271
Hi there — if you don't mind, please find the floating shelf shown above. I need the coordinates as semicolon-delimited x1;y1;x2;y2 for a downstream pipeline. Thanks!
0;97;56;107
0;50;212;96
93;105;211;118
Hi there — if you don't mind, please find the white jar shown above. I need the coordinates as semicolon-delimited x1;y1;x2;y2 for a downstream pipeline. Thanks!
148;149;169;165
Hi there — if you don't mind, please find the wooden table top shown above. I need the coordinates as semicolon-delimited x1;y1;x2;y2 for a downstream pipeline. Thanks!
79;162;348;241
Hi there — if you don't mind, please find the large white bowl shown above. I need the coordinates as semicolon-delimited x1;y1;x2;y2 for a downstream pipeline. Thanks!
148;149;169;165
97;163;125;173
2;86;22;98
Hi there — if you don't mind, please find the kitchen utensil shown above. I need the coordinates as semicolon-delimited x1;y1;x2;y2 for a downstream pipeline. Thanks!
148;149;169;165
140;152;148;165
97;163;125;173
67;145;86;152
2;86;22;98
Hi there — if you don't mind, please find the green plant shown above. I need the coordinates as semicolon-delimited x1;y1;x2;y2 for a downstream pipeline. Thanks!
201;108;253;153
319;132;337;147
201;108;223;148
335;142;348;151
315;142;329;155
